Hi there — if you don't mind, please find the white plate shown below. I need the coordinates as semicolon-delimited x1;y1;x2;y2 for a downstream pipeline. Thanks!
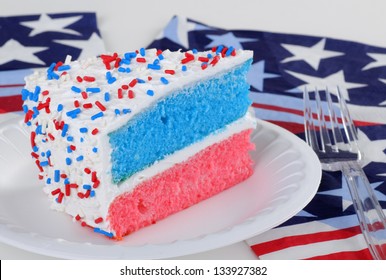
0;116;321;259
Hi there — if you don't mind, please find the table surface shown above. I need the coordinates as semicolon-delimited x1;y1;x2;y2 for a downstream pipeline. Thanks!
1;0;385;260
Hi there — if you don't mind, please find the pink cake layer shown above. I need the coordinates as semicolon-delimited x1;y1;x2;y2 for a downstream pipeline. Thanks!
107;129;255;238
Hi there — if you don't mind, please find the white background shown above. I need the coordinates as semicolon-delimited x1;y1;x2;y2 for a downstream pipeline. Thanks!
1;0;385;259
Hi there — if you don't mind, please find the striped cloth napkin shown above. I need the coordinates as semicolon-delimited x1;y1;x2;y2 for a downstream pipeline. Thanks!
147;15;386;260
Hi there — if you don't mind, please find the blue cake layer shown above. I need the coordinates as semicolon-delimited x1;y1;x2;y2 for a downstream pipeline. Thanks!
109;59;252;184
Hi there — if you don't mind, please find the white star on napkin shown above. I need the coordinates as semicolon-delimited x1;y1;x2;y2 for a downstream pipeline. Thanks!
20;14;82;37
0;39;48;65
281;38;344;70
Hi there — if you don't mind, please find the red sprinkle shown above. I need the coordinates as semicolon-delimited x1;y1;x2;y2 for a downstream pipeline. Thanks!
84;168;91;174
57;192;64;203
156;49;163;56
81;91;88;99
74;100;80;108
136;57;146;63
91;171;97;182
201;63;208;70
31;152;39;159
128;90;135;99
78;192;85;199
95;101;106;111
91;128;99;135
70;145;76;151
95;217;103;224
75;215;81;221
54;61;63;71
148;76;152;81
51;188;61;196
198;57;209;62
165;69;175;75
93;180;100;189
35;160;43;172
129;79;137;88
42;90;49;96
121;85;129;90
83;76;96;82
48;133;55;141
83;103;93;109
210;55;220;66
76;76;83;82
60;174;67;179
118;88;123;99
30;131;36;148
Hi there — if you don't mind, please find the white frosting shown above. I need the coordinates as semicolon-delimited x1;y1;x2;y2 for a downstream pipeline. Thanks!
23;48;254;235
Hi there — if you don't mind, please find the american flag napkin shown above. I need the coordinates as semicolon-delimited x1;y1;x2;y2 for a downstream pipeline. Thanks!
0;12;105;122
147;15;386;260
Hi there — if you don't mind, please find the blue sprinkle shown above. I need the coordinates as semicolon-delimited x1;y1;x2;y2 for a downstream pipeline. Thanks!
83;184;92;190
92;147;98;153
192;49;198;54
216;45;224;54
26;121;31;126
42;139;46;143
57;65;71;71
40;161;49;167
153;59;160;65
35;125;42;135
158;54;164;60
67;136;74;142
21;89;30;101
124;52;137;59
147;64;161;70
32;146;39;152
93;228;114;238
47;62;56;72
114;109;120;115
66;158;72;165
79;127;88;133
147;89;154;96
66;108;81;118
90;190;95;197
57;104;63;112
80;137;84;143
106;71;112;79
226;46;234;57
54;170;60;182
160;77;169;84
61;124;69;137
40;152;45;157
121;59;131;65
140;47;146;56
104;92;110;102
64;178;70;185
76;155;84;162
207;53;213;59
86;87;101;93
182;65;187;71
46;150;51;158
91;112;104;120
137;78;145;84
118;67;126;72
46;178;51;184
122;109;131;114
108;77;117;84
67;146;72;153
71;86;81;93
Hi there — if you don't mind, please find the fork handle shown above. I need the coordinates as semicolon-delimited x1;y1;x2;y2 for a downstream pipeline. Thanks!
342;161;386;259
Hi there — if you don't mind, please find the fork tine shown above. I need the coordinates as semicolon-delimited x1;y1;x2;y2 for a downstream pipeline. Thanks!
325;87;343;152
336;87;361;155
303;87;319;151
315;88;332;153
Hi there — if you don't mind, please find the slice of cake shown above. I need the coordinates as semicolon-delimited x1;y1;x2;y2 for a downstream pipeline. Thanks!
22;46;256;239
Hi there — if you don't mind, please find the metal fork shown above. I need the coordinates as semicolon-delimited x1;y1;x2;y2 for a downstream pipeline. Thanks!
303;86;386;260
